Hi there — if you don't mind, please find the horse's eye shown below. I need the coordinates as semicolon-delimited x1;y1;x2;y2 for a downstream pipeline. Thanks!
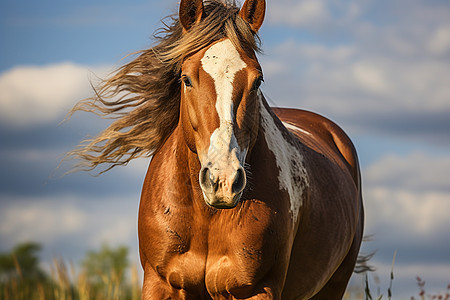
252;76;264;91
182;75;193;88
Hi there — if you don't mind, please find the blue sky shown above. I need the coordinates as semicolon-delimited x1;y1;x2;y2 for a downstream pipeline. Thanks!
1;0;450;298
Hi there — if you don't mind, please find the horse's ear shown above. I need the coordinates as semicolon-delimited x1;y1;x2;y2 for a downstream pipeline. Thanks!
239;0;266;33
179;0;205;32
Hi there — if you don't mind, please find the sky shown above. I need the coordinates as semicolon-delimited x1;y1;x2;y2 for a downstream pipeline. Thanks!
1;0;449;298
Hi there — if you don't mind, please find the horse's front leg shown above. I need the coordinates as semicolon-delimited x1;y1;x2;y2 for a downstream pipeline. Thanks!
142;263;178;300
142;262;205;300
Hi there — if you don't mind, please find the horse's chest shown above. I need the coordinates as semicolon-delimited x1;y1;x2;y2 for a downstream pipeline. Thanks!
154;202;280;295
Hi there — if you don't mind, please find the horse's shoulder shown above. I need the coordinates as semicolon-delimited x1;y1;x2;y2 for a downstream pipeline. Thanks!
271;107;360;188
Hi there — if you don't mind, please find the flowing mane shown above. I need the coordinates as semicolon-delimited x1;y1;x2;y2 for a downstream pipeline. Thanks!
68;0;261;172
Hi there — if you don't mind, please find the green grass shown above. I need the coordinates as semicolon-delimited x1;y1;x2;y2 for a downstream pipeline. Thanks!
0;243;141;300
2;244;449;300
1;258;141;300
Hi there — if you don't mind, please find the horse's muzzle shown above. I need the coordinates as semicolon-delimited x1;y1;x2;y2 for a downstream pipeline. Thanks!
199;166;246;209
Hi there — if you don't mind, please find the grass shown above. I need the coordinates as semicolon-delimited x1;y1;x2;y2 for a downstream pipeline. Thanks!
0;257;141;300
2;247;449;300
351;274;450;300
345;250;450;300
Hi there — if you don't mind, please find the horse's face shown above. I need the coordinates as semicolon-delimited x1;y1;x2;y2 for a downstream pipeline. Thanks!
180;39;263;209
178;0;266;208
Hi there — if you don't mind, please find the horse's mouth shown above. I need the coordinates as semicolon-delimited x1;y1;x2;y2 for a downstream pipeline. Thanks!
203;192;242;209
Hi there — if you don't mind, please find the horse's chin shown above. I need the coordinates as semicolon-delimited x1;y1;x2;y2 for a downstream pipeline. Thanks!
203;192;242;209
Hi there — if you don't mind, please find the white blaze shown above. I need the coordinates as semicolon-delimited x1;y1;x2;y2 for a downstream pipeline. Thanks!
200;39;247;168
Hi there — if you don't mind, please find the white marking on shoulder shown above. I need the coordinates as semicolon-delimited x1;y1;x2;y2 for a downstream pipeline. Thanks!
282;122;312;137
259;92;309;226
200;39;248;166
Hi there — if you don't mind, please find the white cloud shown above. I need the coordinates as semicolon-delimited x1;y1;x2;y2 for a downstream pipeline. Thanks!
268;0;330;28
260;0;450;140
0;194;139;250
0;63;110;127
428;26;450;55
264;38;450;114
365;186;450;236
357;151;450;296
351;63;390;94
363;152;450;239
267;0;371;29
365;152;450;192
0;197;87;245
259;0;450;144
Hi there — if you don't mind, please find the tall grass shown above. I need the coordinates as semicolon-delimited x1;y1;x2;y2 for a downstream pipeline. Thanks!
360;251;396;300
3;250;449;299
0;258;141;300
345;250;450;300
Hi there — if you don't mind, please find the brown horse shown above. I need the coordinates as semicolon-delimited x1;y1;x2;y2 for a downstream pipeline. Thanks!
70;0;364;298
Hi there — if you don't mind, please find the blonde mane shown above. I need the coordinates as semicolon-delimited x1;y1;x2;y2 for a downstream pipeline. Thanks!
68;0;261;173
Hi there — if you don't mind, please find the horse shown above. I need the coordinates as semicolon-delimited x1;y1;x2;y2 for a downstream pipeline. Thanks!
69;0;364;298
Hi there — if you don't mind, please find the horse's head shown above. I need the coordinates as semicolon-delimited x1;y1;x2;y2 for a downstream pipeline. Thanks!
179;0;266;209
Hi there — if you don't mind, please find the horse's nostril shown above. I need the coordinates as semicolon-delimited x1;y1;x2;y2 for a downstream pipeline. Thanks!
200;167;213;190
232;167;246;194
